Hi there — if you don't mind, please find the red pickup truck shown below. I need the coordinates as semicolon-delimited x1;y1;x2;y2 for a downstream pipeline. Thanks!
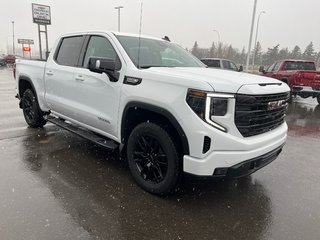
260;59;320;104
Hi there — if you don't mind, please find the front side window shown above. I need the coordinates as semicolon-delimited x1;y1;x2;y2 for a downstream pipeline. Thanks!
222;60;238;71
83;36;120;69
266;63;275;72
56;36;84;67
273;62;281;71
116;35;204;68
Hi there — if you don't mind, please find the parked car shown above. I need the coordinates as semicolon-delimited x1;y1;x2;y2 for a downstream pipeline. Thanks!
15;31;289;195
0;57;6;67
200;58;243;72
4;54;16;65
260;59;320;104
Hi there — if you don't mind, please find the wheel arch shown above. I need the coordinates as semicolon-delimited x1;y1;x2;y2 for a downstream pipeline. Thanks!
18;76;38;108
121;101;189;156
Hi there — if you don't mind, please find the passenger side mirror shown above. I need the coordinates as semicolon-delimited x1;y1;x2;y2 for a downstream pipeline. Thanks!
238;65;243;72
88;57;119;82
259;65;265;73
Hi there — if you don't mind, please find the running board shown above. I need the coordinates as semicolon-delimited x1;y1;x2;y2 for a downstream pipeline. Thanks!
47;116;119;150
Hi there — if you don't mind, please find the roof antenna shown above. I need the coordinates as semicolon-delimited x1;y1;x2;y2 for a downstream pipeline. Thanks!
137;1;143;69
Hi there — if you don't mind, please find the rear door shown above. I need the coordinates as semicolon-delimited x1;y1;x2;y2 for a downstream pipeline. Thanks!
45;35;85;118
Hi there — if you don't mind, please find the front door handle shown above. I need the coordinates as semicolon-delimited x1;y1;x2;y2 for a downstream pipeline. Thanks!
75;75;84;81
46;70;53;76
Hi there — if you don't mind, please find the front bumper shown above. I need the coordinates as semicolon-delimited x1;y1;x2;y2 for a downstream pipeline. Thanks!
223;145;283;178
183;127;287;176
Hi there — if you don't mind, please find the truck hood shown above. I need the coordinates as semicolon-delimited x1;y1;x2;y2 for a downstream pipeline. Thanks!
144;67;283;93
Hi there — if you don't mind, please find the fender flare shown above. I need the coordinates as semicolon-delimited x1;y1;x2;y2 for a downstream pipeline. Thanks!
121;101;190;155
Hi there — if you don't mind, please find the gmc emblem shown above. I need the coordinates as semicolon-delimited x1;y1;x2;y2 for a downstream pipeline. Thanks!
267;100;286;110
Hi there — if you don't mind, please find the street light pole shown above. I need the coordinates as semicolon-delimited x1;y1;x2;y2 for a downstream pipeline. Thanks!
252;11;265;71
114;6;124;32
213;29;221;58
245;0;257;72
12;21;15;55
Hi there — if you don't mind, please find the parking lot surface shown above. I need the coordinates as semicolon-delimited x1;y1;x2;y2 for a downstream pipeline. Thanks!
0;67;319;240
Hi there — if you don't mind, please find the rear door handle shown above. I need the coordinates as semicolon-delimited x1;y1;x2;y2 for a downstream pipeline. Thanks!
75;75;84;81
46;70;53;76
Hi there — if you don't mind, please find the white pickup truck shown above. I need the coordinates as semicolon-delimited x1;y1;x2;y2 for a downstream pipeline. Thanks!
15;31;290;195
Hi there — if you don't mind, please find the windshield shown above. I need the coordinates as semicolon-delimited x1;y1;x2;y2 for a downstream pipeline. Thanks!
116;35;205;68
283;61;316;71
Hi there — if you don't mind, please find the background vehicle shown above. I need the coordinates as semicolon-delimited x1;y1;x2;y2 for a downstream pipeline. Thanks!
4;54;16;65
15;31;289;195
200;58;243;72
0;57;6;67
260;59;320;104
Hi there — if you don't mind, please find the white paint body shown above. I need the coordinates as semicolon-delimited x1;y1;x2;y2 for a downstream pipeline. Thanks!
16;31;290;176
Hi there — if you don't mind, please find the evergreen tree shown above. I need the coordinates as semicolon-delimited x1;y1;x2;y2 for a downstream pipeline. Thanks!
209;42;216;58
263;44;280;65
191;41;200;58
303;42;315;60
291;45;302;59
279;48;289;60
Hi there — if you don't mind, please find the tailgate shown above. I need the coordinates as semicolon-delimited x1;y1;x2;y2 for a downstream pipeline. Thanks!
296;71;320;87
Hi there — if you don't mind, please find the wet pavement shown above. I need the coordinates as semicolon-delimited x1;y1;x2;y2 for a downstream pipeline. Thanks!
0;67;320;240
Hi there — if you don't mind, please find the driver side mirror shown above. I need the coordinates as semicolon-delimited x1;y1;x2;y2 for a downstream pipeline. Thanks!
259;65;265;73
88;57;119;82
88;57;115;73
238;65;243;72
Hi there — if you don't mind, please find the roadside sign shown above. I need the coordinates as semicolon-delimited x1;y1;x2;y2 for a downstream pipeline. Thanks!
23;47;31;52
32;3;51;25
18;39;34;45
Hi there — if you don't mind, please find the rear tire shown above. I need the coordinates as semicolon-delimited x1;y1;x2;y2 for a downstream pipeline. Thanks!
127;122;181;195
21;89;46;128
317;96;320;105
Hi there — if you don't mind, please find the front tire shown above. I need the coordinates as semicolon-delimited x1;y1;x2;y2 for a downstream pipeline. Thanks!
127;122;181;195
21;89;46;128
317;96;320;105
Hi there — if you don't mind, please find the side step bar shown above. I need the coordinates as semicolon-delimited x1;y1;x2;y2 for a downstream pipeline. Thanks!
47;116;119;150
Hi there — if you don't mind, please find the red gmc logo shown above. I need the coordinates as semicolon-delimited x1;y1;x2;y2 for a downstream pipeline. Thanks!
267;100;286;110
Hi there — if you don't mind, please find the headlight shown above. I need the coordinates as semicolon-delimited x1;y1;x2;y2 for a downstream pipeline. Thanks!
186;90;234;132
186;89;206;120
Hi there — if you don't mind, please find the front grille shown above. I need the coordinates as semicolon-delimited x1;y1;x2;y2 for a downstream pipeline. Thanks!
235;92;290;137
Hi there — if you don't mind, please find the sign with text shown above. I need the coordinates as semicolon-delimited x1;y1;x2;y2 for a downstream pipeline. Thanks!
32;3;51;25
18;39;34;45
23;47;31;52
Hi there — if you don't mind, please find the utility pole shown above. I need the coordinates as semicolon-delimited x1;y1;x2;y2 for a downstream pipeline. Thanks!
252;11;265;71
12;21;15;55
245;0;257;72
114;6;124;32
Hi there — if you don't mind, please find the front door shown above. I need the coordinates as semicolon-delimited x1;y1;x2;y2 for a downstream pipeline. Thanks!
72;35;124;138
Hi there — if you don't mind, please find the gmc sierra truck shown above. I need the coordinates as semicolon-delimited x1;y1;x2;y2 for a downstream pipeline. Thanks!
260;59;320;104
15;31;290;195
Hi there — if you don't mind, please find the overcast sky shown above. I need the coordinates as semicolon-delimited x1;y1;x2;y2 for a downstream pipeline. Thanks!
0;0;319;54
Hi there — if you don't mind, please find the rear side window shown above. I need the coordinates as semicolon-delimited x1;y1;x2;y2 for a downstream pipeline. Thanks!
55;36;84;67
207;60;221;68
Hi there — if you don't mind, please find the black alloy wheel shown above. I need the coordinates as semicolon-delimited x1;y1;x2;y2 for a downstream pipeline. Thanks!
21;89;46;128
127;122;180;195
